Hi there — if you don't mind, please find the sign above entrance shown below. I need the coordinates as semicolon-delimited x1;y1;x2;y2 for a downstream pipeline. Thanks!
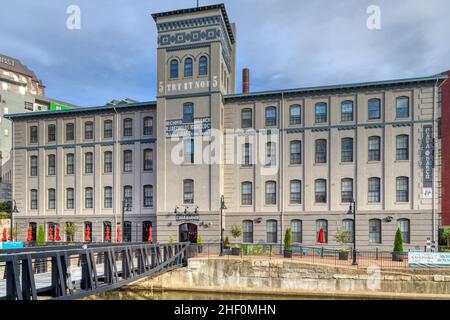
159;76;218;94
175;212;200;222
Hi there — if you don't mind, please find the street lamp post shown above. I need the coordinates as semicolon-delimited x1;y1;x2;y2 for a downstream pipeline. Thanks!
219;195;227;256
347;199;357;266
10;200;18;242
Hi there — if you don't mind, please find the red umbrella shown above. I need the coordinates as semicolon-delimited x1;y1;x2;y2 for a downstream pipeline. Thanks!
105;226;111;242
148;226;153;243
55;225;61;241
116;225;121;243
48;227;54;241
85;225;91;242
27;227;33;242
318;227;326;244
2;228;7;242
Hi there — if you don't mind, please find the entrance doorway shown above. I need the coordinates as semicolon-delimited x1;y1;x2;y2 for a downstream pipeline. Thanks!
179;223;198;243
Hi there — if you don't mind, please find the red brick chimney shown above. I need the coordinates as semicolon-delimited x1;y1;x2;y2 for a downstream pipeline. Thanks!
242;68;250;93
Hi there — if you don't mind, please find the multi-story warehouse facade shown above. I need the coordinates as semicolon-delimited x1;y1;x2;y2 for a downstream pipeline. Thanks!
6;4;448;250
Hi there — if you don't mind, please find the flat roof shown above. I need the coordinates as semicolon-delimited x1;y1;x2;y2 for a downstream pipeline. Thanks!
225;74;448;99
4;100;156;120
151;3;235;44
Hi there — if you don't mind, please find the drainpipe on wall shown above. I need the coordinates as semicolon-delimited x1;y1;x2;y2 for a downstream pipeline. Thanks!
280;92;284;251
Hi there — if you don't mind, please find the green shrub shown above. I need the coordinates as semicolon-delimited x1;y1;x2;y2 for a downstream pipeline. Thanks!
284;228;292;251
231;225;242;247
224;236;230;248
37;225;45;246
393;228;404;253
256;244;263;255
197;235;203;246
439;227;450;246
0;201;11;213
168;235;173;245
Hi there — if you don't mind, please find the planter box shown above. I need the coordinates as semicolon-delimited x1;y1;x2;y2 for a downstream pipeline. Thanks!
284;250;292;258
231;247;241;256
339;251;349;260
392;252;404;262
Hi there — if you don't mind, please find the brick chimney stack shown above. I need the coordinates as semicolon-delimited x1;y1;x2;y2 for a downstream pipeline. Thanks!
242;68;250;93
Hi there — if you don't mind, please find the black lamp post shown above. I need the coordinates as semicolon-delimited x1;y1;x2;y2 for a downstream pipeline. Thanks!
10;200;18;242
347;199;357;266
219;195;227;256
122;199;131;242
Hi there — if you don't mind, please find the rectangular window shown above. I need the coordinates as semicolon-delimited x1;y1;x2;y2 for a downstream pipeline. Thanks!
265;107;277;126
316;220;328;243
123;187;133;209
30;190;38;210
341;138;353;162
30;126;38;144
184;139;194;164
241;109;252;128
104;120;113;138
243;221;253;243
396;97;409;118
85;188;93;209
242;144;252;166
315;103;327;123
267;220;277;243
396;177;409;202
123;150;132;172
342;220;354;243
266;142;276;166
291;220;302;243
104;187;113;208
48;125;56;142
398;219;410;244
341;101;354;121
85;153;93;174
48;189;56;210
265;182;276;205
183;104;194;123
30;156;38;177
66;154;75;175
368;178;381;203
241;182;252;205
144;185;153;207
290;141;301;165
183;180;194;204
48;155;56;176
396;135;409;160
143;149;153;171
315;140;327;163
123;119;133;137
104;152;112;173
290;180;301;204
315;180;327;203
369;220;381;243
66;123;75;141
84;122;94;140
66;189;74;209
341;179;353;203
143;117;153;136
368;99;381;120
368;137;381;161
289;105;301;125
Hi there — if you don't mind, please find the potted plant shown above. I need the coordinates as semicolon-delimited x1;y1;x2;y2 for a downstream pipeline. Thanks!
37;225;46;246
284;228;293;258
11;227;20;242
230;225;242;256
64;222;78;242
197;235;203;253
223;236;231;249
168;235;174;245
334;226;352;260
392;228;404;262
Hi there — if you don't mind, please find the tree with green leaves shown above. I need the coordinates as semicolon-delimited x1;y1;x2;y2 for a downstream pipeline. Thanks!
393;228;404;253
37;225;46;246
284;228;292;251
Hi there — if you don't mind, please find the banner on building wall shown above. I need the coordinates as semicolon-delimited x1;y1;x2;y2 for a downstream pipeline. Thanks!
175;213;200;222
408;252;450;268
421;125;434;192
165;117;211;138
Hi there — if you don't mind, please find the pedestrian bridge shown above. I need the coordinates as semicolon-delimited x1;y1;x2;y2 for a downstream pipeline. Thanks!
0;242;194;300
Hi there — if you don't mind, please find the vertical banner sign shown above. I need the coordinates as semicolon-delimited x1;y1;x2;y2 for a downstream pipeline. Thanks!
421;125;434;198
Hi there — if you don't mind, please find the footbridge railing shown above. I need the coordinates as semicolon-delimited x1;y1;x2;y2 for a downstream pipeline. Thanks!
0;242;196;300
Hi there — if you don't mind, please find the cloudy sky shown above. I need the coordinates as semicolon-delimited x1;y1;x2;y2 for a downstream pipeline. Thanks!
1;0;449;107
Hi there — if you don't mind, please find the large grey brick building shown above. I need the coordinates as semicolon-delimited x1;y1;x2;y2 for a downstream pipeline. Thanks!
5;4;447;250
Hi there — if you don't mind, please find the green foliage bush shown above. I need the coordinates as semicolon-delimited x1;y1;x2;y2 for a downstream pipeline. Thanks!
393;228;404;253
37;225;45;246
284;228;292;251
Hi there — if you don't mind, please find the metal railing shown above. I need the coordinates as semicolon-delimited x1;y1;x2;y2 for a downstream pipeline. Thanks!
0;242;193;300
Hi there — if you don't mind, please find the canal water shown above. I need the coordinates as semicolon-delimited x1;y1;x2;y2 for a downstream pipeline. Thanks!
92;289;352;300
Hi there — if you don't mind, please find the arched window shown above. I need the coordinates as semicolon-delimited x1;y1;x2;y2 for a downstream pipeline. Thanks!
396;135;409;160
48;188;56;209
243;220;253;243
48;124;56;142
85;152;93;174
368;98;381;120
341;178;353;203
368;136;381;161
66;123;75;141
66;188;75;209
199;56;208;75
291;220;302;243
316;219;328;243
397;219;410;244
170;59;179;79
241;108;252;128
241;182;252;205
143;149;153;171
143;185;153;208
289;105;301;125
315;103;327;123
369;219;382;243
184;58;193;77
341;101;354;121
315;179;327;203
265;106;277;126
30;155;38;176
183;179;194;204
242;143;252;166
48;154;56;176
84;221;93;243
29;222;37;241
103;221;112;242
85;187;93;209
143;117;153;136
342;219;354;242
104;186;113;208
183;103;194;123
315;139;327;163
341;138;353;162
266;220;278;243
104;120;113;138
290;140;301;165
104;151;112;173
66;153;75;174
396;177;409;202
84;121;94;140
368;177;381;203
142;221;152;242
123;150;132;172
265;181;276;205
290;180;301;204
396;96;409;118
123;118;133;137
